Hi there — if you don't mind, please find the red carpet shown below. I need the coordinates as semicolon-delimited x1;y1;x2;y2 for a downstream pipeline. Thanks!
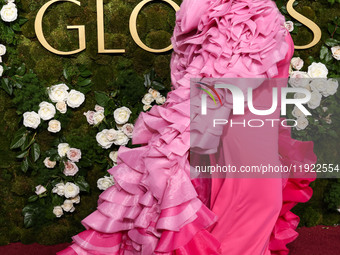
0;225;339;254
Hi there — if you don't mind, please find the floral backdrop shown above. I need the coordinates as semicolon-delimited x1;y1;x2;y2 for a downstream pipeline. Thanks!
0;0;339;245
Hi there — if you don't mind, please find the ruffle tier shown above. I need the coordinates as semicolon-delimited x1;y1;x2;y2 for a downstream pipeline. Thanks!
57;0;316;254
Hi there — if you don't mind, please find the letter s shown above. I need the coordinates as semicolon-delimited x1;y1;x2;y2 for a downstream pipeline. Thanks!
286;0;321;49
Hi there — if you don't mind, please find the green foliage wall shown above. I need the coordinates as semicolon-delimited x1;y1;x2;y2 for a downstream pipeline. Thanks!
0;0;339;245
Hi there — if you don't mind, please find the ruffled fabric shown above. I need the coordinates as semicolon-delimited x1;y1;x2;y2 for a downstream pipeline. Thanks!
56;0;316;254
269;123;317;255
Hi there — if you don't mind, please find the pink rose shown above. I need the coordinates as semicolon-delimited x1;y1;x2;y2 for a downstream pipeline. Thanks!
63;160;79;176
122;123;134;138
83;111;95;125
67;148;82;162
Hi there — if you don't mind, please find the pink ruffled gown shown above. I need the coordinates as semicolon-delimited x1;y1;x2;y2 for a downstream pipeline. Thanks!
57;0;317;254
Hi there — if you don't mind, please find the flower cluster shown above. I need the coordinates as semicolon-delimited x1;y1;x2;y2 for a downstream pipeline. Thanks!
95;106;134;149
0;0;17;23
0;44;6;76
142;88;166;111
52;182;80;217
289;60;339;130
23;84;85;132
84;105;105;126
43;143;83;217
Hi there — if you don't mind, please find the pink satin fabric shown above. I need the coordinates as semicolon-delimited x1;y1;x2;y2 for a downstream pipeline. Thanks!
208;32;293;255
56;0;316;254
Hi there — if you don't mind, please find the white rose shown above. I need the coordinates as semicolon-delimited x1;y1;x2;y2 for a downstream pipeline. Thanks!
296;116;309;130
143;104;152;111
325;114;332;124
290;57;304;70
122;123;134;138
142;93;154;105
84;110;95;125
53;206;63;218
0;3;17;23
0;44;6;63
324;78;339;97
48;84;69;103
0;65;3;76
44;157;56;168
109;151;118;163
52;183;65;196
97;176;115;191
70;195;80;204
96;129;114;149
309;78;328;96
307;91;322;109
331;46;340;60
106;129;118;142
114;106;131;124
63;160;79;176
23;111;41;129
66;148;81;162
56;101;67;114
58;143;70;157
35;185;47;195
292;106;305;118
284;21;294;32
148;88;161;99
66;89;85;108
64;182;80;198
155;96;166;105
95;104;104;112
93;111;105;125
61;199;75;212
38;101;56;120
48;119;61;133
6;0;15;3
113;130;129;146
307;62;328;78
289;71;311;89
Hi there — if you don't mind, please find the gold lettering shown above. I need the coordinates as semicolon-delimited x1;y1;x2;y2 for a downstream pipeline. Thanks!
34;0;85;55
97;0;125;53
286;0;321;49
129;0;180;53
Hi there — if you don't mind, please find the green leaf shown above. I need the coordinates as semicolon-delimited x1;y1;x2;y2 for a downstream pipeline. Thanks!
320;45;333;63
28;195;39;203
77;78;91;87
325;38;340;47
94;91;110;107
14;127;27;138
17;64;26;76
31;143;40;162
16;150;29;159
22;204;39;228
80;70;92;77
75;176;90;192
1;78;13;95
10;133;27;149
11;23;21;32
63;68;70;81
21;158;29;173
151;81;165;90
22;136;36;151
18;17;28;25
